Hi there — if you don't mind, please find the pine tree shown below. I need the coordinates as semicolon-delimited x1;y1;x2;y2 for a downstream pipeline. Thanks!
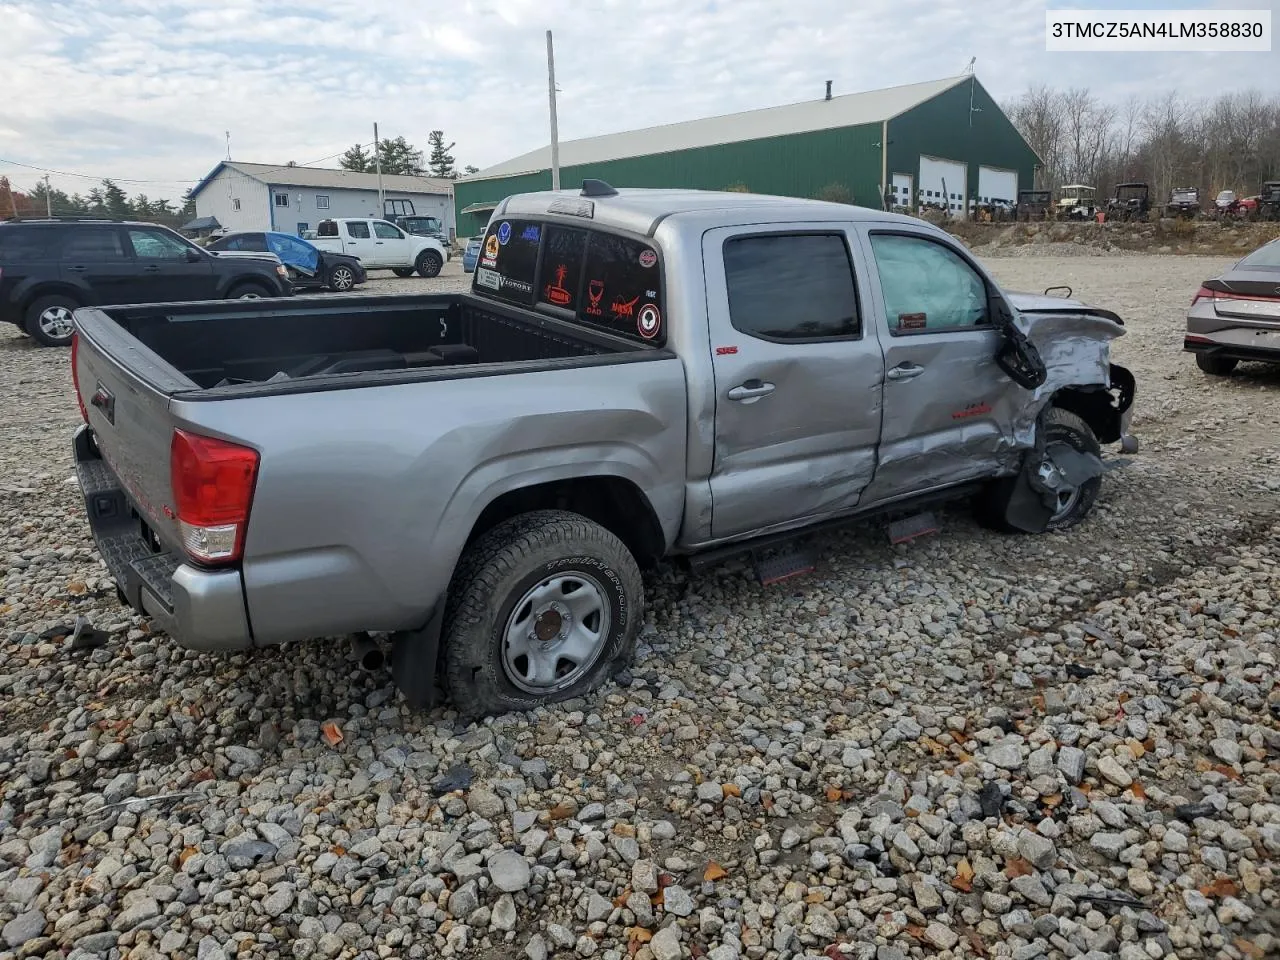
339;143;371;172
463;165;480;176
180;187;196;219
376;136;425;176
101;179;130;218
427;131;457;179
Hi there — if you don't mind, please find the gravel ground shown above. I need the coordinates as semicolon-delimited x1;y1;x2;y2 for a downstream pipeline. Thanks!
1;254;1277;960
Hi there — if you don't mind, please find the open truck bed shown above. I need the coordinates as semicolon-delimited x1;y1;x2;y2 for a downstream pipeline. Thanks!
77;292;657;396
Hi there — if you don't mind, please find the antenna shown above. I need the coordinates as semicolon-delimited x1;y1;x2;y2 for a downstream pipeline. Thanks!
547;30;561;192
225;130;231;160
964;56;976;75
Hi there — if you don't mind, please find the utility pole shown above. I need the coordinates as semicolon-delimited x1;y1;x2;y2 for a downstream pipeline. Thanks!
225;131;231;161
546;30;561;192
373;122;385;215
44;175;52;217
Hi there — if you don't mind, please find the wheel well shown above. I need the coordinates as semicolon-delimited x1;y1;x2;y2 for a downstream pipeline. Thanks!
468;477;666;567
1051;364;1134;445
227;278;271;295
20;284;83;315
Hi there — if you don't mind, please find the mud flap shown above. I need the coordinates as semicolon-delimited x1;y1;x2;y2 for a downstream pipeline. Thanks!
391;603;445;710
1000;439;1105;533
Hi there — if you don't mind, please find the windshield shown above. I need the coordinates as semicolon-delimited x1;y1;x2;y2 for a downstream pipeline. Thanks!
1238;240;1280;270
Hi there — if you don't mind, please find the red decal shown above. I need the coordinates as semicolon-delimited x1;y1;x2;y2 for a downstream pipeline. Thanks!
544;264;572;305
637;304;661;340
585;279;604;316
899;312;926;330
715;346;738;355
951;402;993;420
610;294;640;317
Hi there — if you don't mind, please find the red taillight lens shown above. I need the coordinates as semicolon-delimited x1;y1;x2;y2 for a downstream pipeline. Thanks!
71;333;88;423
170;429;259;565
1191;286;1216;307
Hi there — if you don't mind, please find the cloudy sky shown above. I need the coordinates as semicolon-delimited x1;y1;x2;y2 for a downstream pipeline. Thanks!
1;0;1275;202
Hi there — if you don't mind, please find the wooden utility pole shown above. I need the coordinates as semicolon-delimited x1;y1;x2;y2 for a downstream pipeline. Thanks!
374;122;385;215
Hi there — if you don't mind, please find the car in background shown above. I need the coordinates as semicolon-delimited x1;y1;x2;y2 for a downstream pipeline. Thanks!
1165;187;1200;219
461;236;482;273
1107;182;1151;221
0;217;291;346
209;231;366;292
1185;237;1280;375
312;218;448;278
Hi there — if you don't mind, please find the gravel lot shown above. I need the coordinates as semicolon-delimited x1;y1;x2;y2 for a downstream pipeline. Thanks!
1;254;1277;960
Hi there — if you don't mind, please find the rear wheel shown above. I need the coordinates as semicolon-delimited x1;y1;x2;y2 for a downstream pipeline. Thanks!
392;267;416;278
442;510;643;716
415;251;443;278
327;263;357;292
1196;354;1238;376
24;294;80;347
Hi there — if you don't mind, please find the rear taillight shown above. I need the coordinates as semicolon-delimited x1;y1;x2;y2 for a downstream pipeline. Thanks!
71;333;88;423
170;429;259;565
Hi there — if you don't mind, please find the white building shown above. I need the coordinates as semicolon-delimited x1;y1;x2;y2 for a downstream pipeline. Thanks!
189;161;455;239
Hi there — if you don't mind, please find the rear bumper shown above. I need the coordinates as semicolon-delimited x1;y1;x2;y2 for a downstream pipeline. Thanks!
1184;335;1280;364
73;425;253;652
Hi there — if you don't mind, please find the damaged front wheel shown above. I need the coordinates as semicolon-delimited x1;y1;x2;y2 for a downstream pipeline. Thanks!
977;407;1102;533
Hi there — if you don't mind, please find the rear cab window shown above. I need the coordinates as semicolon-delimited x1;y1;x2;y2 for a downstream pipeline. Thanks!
473;217;664;345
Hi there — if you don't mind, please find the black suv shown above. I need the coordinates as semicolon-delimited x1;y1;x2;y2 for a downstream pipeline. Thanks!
0;218;293;346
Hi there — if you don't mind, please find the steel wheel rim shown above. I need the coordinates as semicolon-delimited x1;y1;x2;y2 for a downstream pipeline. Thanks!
332;268;354;290
502;572;611;694
39;306;74;339
1049;486;1081;524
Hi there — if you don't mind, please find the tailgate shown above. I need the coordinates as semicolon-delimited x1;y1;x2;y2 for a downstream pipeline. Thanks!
74;315;187;552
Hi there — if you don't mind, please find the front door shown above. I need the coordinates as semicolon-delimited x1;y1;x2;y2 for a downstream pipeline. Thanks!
124;227;216;302
372;220;410;268
892;174;914;211
703;225;885;541
855;226;1020;503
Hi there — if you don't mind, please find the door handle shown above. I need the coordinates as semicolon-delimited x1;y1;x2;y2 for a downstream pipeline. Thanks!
727;379;776;402
142;265;160;273
66;265;87;273
886;362;926;381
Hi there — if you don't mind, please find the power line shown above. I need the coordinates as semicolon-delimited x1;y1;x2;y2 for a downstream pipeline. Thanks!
297;140;378;168
0;156;199;184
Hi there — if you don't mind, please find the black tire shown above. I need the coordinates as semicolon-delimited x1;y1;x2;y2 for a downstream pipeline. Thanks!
415;251;443;279
24;294;80;347
392;268;416;278
226;282;271;300
977;408;1101;533
1196;354;1238;377
442;510;643;717
327;263;357;292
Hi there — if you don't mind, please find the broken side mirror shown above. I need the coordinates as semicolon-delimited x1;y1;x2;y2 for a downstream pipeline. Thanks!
991;296;1047;390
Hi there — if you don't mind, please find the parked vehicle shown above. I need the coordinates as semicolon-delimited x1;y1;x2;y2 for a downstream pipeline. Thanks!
1165;187;1200;219
1056;185;1096;221
1016;190;1053;222
0;217;291;347
461;236;482;273
208;231;367;292
1107;182;1151;221
1258;181;1280;221
383;199;449;242
312;218;448;278
70;183;1136;715
1185;236;1280;375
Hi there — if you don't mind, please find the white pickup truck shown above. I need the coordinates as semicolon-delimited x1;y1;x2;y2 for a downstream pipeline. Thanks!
311;218;448;278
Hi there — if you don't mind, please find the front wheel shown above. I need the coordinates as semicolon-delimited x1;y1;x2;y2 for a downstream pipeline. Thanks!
25;294;80;347
226;283;270;300
1196;354;1238;376
442;510;643;716
415;251;443;278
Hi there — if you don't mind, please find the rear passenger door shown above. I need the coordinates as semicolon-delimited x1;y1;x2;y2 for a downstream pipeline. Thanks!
703;226;885;541
125;226;216;303
58;227;138;306
342;220;377;265
854;226;1021;501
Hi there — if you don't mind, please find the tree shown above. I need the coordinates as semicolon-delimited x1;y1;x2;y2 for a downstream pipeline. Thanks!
180;187;196;219
463;164;480;176
30;180;75;216
86;186;106;213
339;143;372;172
101;179;130;218
376;136;424;176
427;130;457;179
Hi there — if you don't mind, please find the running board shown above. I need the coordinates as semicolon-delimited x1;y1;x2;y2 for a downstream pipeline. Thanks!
752;545;817;586
887;511;939;545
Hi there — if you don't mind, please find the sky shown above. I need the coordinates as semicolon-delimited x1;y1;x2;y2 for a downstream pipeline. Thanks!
0;0;1276;203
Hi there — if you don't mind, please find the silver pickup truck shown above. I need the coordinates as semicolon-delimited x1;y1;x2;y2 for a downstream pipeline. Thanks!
71;182;1135;716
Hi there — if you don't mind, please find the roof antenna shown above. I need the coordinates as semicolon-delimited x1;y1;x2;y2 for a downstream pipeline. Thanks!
825;80;833;101
225;130;231;161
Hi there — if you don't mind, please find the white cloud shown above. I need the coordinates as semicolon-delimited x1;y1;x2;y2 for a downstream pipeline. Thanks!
0;0;1275;201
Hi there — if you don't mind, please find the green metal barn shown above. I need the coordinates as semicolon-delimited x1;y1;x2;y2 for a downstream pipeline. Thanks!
454;74;1040;238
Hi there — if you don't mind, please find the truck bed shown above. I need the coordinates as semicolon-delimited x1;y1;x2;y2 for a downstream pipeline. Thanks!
80;292;655;395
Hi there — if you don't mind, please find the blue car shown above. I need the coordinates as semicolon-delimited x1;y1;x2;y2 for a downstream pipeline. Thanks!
209;231;367;292
462;236;482;273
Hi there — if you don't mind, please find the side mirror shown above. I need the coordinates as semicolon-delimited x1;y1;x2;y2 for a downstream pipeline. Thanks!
186;247;203;262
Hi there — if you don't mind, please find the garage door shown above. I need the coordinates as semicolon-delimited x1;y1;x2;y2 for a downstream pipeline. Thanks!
978;166;1017;206
918;156;967;216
